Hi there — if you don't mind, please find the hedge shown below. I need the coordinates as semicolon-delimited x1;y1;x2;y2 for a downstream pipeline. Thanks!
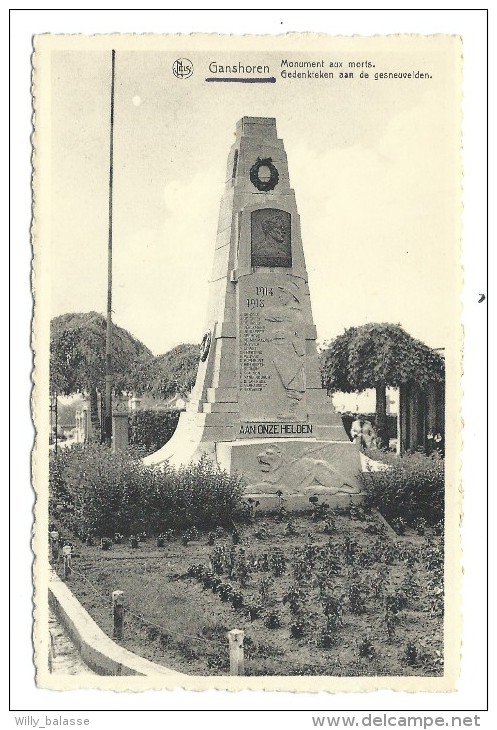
49;445;247;538
361;451;444;525
128;408;182;451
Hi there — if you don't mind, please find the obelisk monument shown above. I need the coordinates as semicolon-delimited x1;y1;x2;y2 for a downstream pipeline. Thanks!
145;117;363;505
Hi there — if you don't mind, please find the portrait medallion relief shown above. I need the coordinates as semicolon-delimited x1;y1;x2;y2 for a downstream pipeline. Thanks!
251;208;292;268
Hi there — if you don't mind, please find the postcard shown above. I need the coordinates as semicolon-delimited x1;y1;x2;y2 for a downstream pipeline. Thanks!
32;32;462;693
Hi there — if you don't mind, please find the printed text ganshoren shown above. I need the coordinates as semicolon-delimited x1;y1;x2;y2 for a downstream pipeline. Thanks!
208;62;270;74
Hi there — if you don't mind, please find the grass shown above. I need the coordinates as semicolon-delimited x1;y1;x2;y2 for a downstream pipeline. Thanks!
55;508;444;676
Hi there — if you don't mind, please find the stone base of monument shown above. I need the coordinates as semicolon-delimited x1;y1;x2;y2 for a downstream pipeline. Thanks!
144;431;384;512
216;438;366;510
243;491;366;513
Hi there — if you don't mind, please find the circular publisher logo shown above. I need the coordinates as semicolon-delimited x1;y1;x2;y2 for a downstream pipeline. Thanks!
172;58;193;79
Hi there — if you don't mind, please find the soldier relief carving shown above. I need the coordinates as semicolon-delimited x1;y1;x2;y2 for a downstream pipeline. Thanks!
263;280;306;420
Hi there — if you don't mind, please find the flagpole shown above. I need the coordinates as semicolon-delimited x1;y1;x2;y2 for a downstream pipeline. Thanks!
104;49;115;446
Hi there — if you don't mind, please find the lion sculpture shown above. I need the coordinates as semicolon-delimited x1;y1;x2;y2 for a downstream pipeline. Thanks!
248;444;362;495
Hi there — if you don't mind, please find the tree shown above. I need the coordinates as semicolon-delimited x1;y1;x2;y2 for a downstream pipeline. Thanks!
137;343;200;400
50;312;152;434
320;323;445;447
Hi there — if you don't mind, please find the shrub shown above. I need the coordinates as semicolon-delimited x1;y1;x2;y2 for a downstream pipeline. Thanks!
230;591;244;610
385;606;400;641
343;535;359;565
358;635;376;659
348;582;367;614
48;447;246;536
246;604;263;622
361;451;444;525
100;537;113;551
385;589;408;613
210;545;228;575
254;526;269;541
370;565;390;598
246;498;260;519
207;653;228;671
257;553;270;572
290;616;308;639
323;516;336;534
433;519;444;536
391;517;407;535
201;571;215;589
219;583;234;602
235;550;252;587
309;497;330;521
285;520;299;536
283;584;306;615
128;408;182;452
403;642;419;667
415;517;427;536
258;576;275;605
182;527;199;545
299;542;323;568
265;611;283;629
319;623;338;649
211;578;222;594
364;519;386;536
292;556;313;583
187;563;206;579
321;543;343;576
402;566;419;598
321;593;344;630
269;549;286;577
349;505;367;521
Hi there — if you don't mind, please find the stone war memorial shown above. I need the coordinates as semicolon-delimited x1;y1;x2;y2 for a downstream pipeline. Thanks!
145;117;364;508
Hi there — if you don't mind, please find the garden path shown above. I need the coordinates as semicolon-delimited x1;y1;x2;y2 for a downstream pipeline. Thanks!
48;610;97;675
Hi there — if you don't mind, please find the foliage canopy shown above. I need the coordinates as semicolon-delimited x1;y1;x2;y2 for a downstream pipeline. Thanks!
320;323;445;394
50;312;200;402
50;311;152;395
137;343;199;399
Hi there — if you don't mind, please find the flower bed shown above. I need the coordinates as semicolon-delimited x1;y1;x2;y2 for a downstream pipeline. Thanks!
54;507;444;677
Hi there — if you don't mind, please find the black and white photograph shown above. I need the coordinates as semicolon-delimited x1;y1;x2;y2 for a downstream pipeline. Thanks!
28;26;473;700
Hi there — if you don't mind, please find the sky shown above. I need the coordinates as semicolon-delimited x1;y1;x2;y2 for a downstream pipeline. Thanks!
48;36;461;355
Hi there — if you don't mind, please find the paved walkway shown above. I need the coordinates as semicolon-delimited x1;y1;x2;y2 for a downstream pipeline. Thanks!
48;610;97;675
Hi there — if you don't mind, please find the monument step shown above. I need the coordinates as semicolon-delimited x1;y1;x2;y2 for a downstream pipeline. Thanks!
206;387;238;403
310;424;351;441
182;412;237;427
304;324;318;339
203;402;240;414
305;373;324;389
214;321;236;338
306;414;349;427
